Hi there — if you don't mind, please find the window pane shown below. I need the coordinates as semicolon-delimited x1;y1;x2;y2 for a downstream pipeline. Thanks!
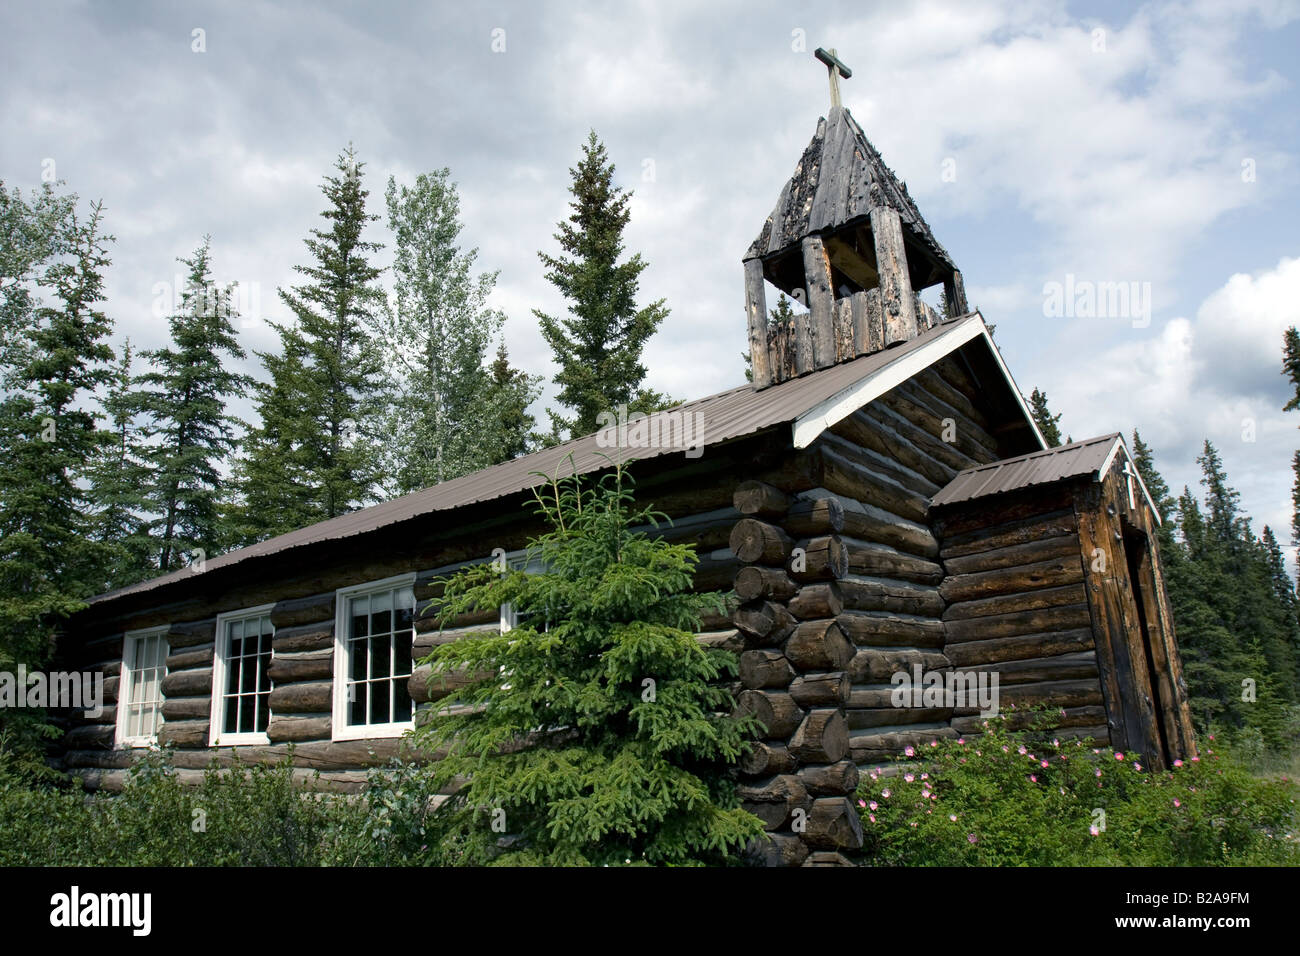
349;682;367;725
351;595;369;638
370;590;392;636
257;693;269;734
371;633;391;680
395;629;413;677
393;679;412;722
370;681;388;724
350;638;367;682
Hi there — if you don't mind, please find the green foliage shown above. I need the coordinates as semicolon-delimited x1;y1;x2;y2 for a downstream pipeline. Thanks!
1027;387;1064;447
1284;327;1300;543
230;147;387;543
743;293;797;382
410;463;764;865
137;238;251;571
377;170;538;493
854;716;1300;866
0;746;456;867
535;131;668;438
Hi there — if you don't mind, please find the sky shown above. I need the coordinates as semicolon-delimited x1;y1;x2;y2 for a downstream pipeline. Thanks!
2;0;1298;562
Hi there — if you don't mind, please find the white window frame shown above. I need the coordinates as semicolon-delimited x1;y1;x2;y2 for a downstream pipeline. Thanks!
209;603;275;747
115;626;169;749
332;572;418;741
499;550;546;633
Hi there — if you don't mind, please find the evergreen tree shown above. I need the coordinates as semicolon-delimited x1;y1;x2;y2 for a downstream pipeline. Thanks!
376;170;509;494
137;239;251;570
1027;387;1064;446
413;464;765;865
1283;327;1300;544
232;147;386;541
85;341;154;589
0;197;114;772
535;131;669;438
483;342;541;463
1130;430;1176;551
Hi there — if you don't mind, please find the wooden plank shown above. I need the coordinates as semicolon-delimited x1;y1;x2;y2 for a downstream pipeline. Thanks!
940;509;1079;559
939;555;1085;604
943;582;1088;622
801;235;835;370
869;206;917;345
943;602;1092;643
744;258;773;387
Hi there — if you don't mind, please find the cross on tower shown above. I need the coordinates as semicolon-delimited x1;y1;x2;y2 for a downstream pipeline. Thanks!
1122;460;1139;511
815;47;852;109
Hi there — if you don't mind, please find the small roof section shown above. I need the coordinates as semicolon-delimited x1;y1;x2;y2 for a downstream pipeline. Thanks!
745;105;954;270
930;433;1160;522
92;314;1004;607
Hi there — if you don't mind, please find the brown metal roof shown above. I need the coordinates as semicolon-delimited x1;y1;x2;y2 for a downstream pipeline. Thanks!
930;433;1123;509
746;106;954;270
91;314;990;607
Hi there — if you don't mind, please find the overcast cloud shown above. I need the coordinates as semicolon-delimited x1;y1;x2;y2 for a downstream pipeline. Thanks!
3;0;1298;559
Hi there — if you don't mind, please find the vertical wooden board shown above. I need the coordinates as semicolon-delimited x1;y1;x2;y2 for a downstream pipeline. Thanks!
865;288;884;353
744;258;773;387
850;291;869;356
869;206;917;346
801;236;835;370
944;269;969;316
833;297;854;363
1074;486;1127;752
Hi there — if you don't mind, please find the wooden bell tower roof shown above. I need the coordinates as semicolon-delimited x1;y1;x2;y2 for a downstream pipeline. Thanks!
745;105;955;279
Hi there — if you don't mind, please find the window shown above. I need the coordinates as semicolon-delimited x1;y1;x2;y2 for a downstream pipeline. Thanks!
333;574;416;740
117;627;168;748
500;552;547;633
210;606;274;746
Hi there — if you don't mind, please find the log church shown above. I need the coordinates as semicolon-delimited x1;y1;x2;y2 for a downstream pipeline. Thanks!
54;51;1197;865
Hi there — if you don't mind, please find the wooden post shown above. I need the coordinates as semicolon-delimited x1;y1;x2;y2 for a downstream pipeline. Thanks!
943;269;969;317
744;258;773;388
869;206;917;346
850;291;869;356
801;235;835;370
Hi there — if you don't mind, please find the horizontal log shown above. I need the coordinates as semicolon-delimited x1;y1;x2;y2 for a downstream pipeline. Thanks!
832;492;939;558
267;715;332;743
832;408;956;489
788;671;851;707
158;719;209;748
944;603;1092;643
842;536;944;584
799;761;859;797
269;593;335;630
734;566;798;603
740;741;797;777
63;724;115;750
166;620;216;650
789;709;850;763
696;628;745;653
693;551;743;592
851;727;958;763
955;651;1099;688
730;518;794;565
787;582;844;620
740;650;796;690
804;796;864;850
838;575;944;616
412;622;499;659
940;509;1078;559
737;774;811;831
937;488;1076;540
734;600;797;647
733;480;791;519
736;690;804;739
166;646;213;670
820;431;941;499
790;535;847;583
847;706;953;729
942;582;1088;622
836;609;945;648
267;680;332;714
951;704;1110;735
161;696;212;721
914;367;992;432
784;620;855;670
994;678;1103;711
849;648;950;684
861;401;978;476
939;556;1085;604
160;668;212;697
943;533;1079;576
267;655;333;684
944;628;1096;668
272;622;334;654
749;832;809;868
784;493;845;537
816;445;928;523
414;606;498;634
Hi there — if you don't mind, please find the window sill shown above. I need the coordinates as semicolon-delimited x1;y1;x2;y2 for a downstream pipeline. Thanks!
209;733;271;748
332;722;414;742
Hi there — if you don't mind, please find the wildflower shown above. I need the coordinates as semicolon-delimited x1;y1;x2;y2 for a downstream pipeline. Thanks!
967;833;978;844
1089;825;1100;836
920;773;929;780
1173;759;1183;768
1052;739;1059;747
869;814;876;823
1018;745;1027;755
1173;799;1181;808
858;799;867;808
922;790;931;799
904;773;915;783
905;746;915;757
930;740;939;748
1030;775;1038;783
869;801;878;811
957;738;966;745
1115;752;1124;761
1191;755;1200;762
1002;745;1009;753
1095;769;1102;778
1134;763;1142;772
881;789;891;798
1041;760;1049;769
949;814;958;822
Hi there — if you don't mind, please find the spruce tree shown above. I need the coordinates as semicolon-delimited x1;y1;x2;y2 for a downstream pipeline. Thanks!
483;342;541;463
1283;327;1300;544
413;464;764;865
535;131;669;438
0;197;114;772
137;239;251;570
85;341;155;589
232;147;386;541
1027;387;1064;446
377;170;512;493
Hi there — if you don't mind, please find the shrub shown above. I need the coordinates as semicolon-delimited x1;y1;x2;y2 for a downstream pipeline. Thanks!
854;714;1300;866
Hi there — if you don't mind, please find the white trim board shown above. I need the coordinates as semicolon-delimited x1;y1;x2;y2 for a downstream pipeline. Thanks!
791;315;1048;450
209;602;276;748
1098;435;1164;527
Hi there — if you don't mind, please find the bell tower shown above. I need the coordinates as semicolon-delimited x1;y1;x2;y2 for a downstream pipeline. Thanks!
745;49;970;389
